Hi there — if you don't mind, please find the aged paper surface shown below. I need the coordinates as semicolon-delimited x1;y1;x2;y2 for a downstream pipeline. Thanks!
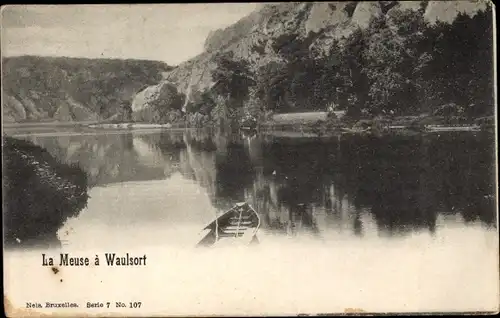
2;2;499;316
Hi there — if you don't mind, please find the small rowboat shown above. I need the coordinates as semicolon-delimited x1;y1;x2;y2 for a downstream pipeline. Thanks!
197;202;261;247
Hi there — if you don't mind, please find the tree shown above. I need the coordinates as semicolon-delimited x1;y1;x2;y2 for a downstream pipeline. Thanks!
341;28;370;117
186;90;216;116
211;51;255;109
362;10;430;115
424;6;493;117
268;31;322;112
255;61;289;111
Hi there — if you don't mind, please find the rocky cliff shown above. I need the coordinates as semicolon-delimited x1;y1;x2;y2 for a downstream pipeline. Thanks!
160;1;489;108
3;2;489;123
2;56;173;123
130;81;184;123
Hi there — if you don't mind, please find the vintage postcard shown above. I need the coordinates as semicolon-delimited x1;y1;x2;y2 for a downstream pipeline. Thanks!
2;2;499;316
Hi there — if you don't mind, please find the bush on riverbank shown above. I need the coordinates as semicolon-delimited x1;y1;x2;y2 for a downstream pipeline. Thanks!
174;5;492;132
186;5;492;129
3;137;89;248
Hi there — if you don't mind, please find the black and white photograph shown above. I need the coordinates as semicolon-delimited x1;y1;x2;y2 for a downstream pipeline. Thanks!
2;1;498;316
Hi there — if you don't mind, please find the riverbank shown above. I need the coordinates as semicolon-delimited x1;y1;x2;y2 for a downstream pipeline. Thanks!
3;113;494;137
258;113;494;137
2;121;192;137
87;122;175;129
3;137;89;248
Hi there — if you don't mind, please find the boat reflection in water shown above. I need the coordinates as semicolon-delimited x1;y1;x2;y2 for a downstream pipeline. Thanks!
5;127;498;314
17;128;497;248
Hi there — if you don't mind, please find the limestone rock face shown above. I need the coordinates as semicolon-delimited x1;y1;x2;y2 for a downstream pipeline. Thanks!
3;2;489;124
2;56;172;123
351;1;383;29
205;29;225;52
397;1;424;12
163;54;218;108
131;82;183;122
131;82;176;112
165;0;487;109
386;1;424;26
305;2;350;34
3;95;27;121
424;0;487;24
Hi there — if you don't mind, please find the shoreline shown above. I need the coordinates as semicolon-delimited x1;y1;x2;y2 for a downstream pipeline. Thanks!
2;120;493;138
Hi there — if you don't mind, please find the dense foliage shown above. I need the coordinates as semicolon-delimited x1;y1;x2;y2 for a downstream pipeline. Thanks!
185;51;256;127
187;5;493;124
264;6;493;118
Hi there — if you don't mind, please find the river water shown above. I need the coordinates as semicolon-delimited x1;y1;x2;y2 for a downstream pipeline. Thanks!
4;129;499;315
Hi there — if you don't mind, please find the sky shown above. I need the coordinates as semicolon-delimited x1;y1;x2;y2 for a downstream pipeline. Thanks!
1;4;259;65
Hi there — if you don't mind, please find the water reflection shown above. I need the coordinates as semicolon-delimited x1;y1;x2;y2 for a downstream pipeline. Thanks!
18;129;497;242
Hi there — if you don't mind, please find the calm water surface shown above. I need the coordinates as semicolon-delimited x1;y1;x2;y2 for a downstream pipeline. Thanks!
14;129;497;248
5;129;499;314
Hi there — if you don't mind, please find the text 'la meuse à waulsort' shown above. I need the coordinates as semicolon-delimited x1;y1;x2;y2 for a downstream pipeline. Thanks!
42;253;147;266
